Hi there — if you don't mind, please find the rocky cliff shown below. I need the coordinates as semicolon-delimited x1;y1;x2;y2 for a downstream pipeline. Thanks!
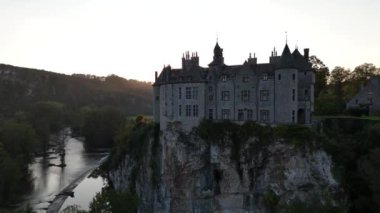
109;122;346;212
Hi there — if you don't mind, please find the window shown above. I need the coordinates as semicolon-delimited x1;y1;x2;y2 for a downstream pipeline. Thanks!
263;73;268;81
185;105;191;117
260;110;269;122
292;89;295;101
241;90;250;102
247;110;253;120
209;86;213;92
292;110;295;123
278;74;281;80
178;105;182;117
192;87;198;99
222;109;230;119
222;75;227;82
260;90;269;101
222;91;230;101
185;87;191;99
208;109;213;120
209;95;213;101
156;96;159;101
193;105;199;117
292;73;295;80
238;109;244;121
355;99;358;104
179;87;182;99
305;89;309;100
242;75;249;82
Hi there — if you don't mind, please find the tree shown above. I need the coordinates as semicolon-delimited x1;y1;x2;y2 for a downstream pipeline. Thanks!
81;107;125;149
348;63;378;97
29;101;65;153
0;122;38;165
309;55;330;97
352;63;377;84
329;66;351;112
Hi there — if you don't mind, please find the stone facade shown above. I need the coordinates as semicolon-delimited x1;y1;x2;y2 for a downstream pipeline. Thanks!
347;76;380;115
153;42;315;130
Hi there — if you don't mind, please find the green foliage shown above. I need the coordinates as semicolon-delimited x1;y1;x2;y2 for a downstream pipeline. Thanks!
273;125;317;148
322;118;380;212
314;91;342;115
0;64;152;118
0;122;38;165
27;101;66;153
309;55;329;98
89;188;138;213
81;107;125;149
197;120;317;153
263;189;279;208
282;198;345;213
108;118;155;169
0;121;37;207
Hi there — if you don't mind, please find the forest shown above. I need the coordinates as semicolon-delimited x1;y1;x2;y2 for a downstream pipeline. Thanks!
0;64;152;210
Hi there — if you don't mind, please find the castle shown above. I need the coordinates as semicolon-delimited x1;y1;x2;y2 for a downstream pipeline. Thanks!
153;41;315;130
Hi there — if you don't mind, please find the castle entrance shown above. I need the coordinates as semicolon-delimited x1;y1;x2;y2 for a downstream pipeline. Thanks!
297;109;305;124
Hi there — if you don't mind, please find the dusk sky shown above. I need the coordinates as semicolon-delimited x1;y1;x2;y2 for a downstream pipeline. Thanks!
0;0;379;82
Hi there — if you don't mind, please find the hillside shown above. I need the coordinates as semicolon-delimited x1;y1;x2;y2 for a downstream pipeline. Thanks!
0;64;152;118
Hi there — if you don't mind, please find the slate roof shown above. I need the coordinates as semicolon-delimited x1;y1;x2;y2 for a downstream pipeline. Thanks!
279;44;295;68
154;43;311;86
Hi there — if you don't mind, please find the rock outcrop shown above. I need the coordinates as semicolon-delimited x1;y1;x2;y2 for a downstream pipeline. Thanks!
109;123;345;212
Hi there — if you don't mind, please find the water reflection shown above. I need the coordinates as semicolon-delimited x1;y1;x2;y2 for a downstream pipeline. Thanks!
20;137;107;212
60;176;107;211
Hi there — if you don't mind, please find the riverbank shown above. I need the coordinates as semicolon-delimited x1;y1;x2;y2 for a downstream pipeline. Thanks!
46;155;108;213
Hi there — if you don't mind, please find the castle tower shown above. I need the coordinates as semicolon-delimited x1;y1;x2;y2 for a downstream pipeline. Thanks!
274;44;298;124
209;42;224;67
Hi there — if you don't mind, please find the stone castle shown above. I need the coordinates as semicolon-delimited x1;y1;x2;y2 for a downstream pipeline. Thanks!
153;41;315;130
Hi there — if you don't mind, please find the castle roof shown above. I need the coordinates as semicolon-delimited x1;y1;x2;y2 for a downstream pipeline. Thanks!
279;44;295;68
154;43;312;86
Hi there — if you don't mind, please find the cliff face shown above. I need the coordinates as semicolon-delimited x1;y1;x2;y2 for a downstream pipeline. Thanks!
109;124;344;212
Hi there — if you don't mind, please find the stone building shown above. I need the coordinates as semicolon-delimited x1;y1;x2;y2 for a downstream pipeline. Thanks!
153;42;315;130
346;76;380;115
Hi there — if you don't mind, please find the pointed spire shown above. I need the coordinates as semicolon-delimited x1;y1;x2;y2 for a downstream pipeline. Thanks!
279;43;295;68
209;40;224;66
285;31;288;44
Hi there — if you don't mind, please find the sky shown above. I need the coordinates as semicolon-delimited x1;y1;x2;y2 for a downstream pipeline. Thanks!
0;0;379;82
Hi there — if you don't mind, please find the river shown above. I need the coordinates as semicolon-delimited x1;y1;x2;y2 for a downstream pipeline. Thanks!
20;134;108;212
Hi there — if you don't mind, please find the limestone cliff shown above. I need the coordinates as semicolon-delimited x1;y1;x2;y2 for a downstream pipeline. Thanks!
109;122;346;212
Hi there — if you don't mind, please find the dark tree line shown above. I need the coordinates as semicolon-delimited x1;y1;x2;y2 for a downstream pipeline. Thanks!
310;56;379;115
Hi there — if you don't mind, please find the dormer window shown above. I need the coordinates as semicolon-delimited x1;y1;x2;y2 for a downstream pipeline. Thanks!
242;75;249;82
222;75;227;82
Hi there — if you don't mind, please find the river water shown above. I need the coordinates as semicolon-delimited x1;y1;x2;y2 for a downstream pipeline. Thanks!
20;135;108;212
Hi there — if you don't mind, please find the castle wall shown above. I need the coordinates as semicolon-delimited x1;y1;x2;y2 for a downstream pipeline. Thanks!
159;82;205;131
233;68;258;121
258;76;275;123
153;85;160;122
216;76;236;120
274;68;298;124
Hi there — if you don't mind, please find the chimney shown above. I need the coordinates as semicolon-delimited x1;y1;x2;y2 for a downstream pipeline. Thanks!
304;48;309;60
155;71;158;81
